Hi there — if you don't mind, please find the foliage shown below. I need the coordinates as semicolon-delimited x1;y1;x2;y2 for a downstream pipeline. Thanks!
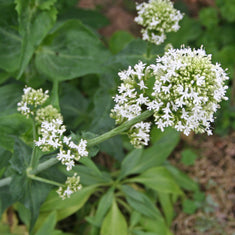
0;0;232;235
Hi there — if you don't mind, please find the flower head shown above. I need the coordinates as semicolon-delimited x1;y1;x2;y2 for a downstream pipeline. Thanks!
36;105;63;124
35;118;65;152
57;173;82;200
128;121;151;148
17;86;49;118
135;0;183;45
148;46;229;135
111;46;229;145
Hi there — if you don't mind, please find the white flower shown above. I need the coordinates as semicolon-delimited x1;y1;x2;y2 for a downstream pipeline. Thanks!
135;0;184;45
128;122;151;148
57;173;82;200
111;46;229;141
17;86;49;118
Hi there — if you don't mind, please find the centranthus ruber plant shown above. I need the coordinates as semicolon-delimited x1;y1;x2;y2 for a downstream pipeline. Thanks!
0;0;231;234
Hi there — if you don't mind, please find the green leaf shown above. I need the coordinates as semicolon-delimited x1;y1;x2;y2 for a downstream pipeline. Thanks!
130;211;142;228
140;215;169;235
60;83;89;130
0;147;11;172
199;7;218;29
9;174;52;229
79;157;103;177
0;1;21;73
182;199;198;214
101;199;128;235
35;20;110;81
89;88;114;133
165;164;199;192
119;128;179;180
40;185;97;221
166;16;202;47
109;30;135;54
15;202;31;229
15;0;57;78
0;185;15;217
71;165;112;186
58;8;109;29
0;26;21;74
121;185;162;220
110;39;164;68
10;138;31;173
86;187;114;227
0;83;24;115
180;149;198;166
34;211;57;235
158;193;174;226
216;0;235;22
128;167;182;195
0;114;31;151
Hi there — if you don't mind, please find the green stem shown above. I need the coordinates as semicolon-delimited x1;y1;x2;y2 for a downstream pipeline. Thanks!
0;110;154;187
0;177;11;187
87;110;154;147
30;119;39;169
28;174;63;187
51;81;60;111
31;157;58;175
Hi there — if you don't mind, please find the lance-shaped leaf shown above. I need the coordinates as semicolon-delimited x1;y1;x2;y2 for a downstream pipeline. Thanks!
35;20;111;82
101;198;128;235
119;128;179;180
15;0;57;78
128;167;183;195
121;185;162;220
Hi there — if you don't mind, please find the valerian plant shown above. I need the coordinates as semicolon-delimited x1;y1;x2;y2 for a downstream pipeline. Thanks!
0;0;230;234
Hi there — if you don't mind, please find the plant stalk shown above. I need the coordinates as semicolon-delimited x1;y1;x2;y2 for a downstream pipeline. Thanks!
27;174;63;187
87;110;154;147
0;110;154;187
51;81;60;111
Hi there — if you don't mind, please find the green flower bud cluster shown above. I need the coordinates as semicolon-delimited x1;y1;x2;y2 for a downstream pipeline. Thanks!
111;46;229;146
35;105;63;124
57;173;82;200
135;0;183;45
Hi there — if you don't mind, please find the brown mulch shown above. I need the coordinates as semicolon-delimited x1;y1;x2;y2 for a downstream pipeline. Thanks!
171;132;235;235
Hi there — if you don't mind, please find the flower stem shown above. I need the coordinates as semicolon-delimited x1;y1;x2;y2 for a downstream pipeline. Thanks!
0;177;11;187
27;174;63;187
51;81;60;111
87;110;154;147
0;110;154;187
31;157;58;175
30;119;40;169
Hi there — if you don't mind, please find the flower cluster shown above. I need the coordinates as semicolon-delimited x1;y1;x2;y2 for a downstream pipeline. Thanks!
17;86;49;117
35;105;63;124
111;47;229;145
35;118;66;152
135;0;183;45
128;122;151;148
57;137;88;171
110;61;152;147
57;173;82;200
35;117;88;171
17;87;89;171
